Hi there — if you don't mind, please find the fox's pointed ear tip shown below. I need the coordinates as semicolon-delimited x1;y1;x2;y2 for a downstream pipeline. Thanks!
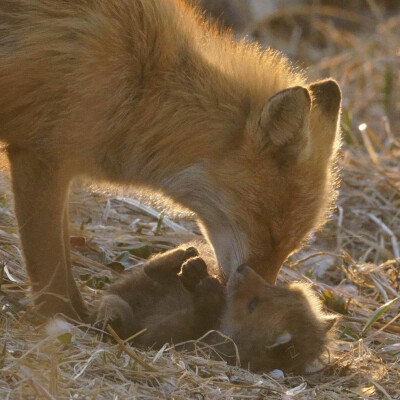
310;79;341;98
309;79;341;116
294;86;311;105
295;85;311;95
272;85;311;105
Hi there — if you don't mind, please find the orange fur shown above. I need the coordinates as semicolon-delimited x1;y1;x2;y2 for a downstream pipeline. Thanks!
220;264;337;373
0;0;341;318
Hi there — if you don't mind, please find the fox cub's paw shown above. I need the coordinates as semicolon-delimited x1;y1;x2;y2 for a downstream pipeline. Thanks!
144;246;200;280
183;246;200;260
94;294;134;340
178;256;208;292
194;276;224;311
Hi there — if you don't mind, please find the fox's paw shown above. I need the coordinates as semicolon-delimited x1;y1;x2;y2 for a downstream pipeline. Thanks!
194;276;224;309
94;294;134;340
94;313;122;334
178;256;208;292
182;246;199;261
144;246;199;281
36;293;82;321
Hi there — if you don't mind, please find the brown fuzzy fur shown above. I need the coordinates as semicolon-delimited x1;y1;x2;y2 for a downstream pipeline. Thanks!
219;264;337;373
96;246;224;346
0;0;341;318
96;244;337;374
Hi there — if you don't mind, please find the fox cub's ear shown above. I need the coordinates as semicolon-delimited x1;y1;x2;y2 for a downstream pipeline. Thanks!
265;331;293;349
259;86;311;160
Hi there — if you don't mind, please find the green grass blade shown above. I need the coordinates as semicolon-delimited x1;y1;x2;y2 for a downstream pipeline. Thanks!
361;297;399;336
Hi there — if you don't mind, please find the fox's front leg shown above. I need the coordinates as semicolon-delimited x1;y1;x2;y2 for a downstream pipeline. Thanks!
8;146;82;319
63;208;89;319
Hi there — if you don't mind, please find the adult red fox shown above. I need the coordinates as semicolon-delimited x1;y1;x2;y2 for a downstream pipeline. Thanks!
96;245;337;373
0;0;341;319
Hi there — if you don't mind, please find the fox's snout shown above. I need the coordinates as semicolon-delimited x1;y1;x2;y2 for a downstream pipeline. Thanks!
227;264;251;293
227;264;272;299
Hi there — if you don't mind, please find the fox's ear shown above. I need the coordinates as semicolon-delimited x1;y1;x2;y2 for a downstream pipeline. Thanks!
265;331;293;349
309;79;341;119
308;79;341;159
259;86;311;153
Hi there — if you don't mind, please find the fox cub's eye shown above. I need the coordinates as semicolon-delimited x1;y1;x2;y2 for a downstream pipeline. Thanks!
248;297;259;313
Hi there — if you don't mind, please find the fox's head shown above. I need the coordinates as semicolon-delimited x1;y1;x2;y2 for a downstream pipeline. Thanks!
197;79;341;282
219;265;337;373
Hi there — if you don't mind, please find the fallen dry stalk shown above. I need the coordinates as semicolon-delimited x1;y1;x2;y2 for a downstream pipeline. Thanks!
106;325;158;373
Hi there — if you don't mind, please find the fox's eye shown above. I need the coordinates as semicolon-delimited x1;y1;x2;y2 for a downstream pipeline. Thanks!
248;297;259;313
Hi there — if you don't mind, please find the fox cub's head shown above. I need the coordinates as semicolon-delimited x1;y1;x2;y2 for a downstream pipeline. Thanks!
220;265;337;373
200;79;341;282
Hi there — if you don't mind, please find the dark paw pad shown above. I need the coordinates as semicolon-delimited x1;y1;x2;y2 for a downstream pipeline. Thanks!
178;256;208;292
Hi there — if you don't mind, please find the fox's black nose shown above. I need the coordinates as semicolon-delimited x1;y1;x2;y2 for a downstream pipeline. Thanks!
236;264;248;274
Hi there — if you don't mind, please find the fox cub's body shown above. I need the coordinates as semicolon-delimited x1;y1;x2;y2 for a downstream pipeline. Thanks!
96;247;224;346
96;245;337;373
0;0;341;318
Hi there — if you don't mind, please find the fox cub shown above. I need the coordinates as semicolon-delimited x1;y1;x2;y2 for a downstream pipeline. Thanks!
96;246;337;373
0;0;341;319
96;247;224;346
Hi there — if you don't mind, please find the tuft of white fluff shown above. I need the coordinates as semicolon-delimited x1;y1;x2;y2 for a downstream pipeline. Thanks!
45;318;74;338
269;369;285;379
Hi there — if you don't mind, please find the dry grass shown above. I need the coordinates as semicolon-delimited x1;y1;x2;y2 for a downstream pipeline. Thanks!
1;3;400;399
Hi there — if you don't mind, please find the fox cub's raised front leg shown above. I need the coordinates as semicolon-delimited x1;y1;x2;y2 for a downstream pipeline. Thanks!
178;256;225;330
7;147;84;319
144;246;199;281
95;246;201;339
178;256;209;292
